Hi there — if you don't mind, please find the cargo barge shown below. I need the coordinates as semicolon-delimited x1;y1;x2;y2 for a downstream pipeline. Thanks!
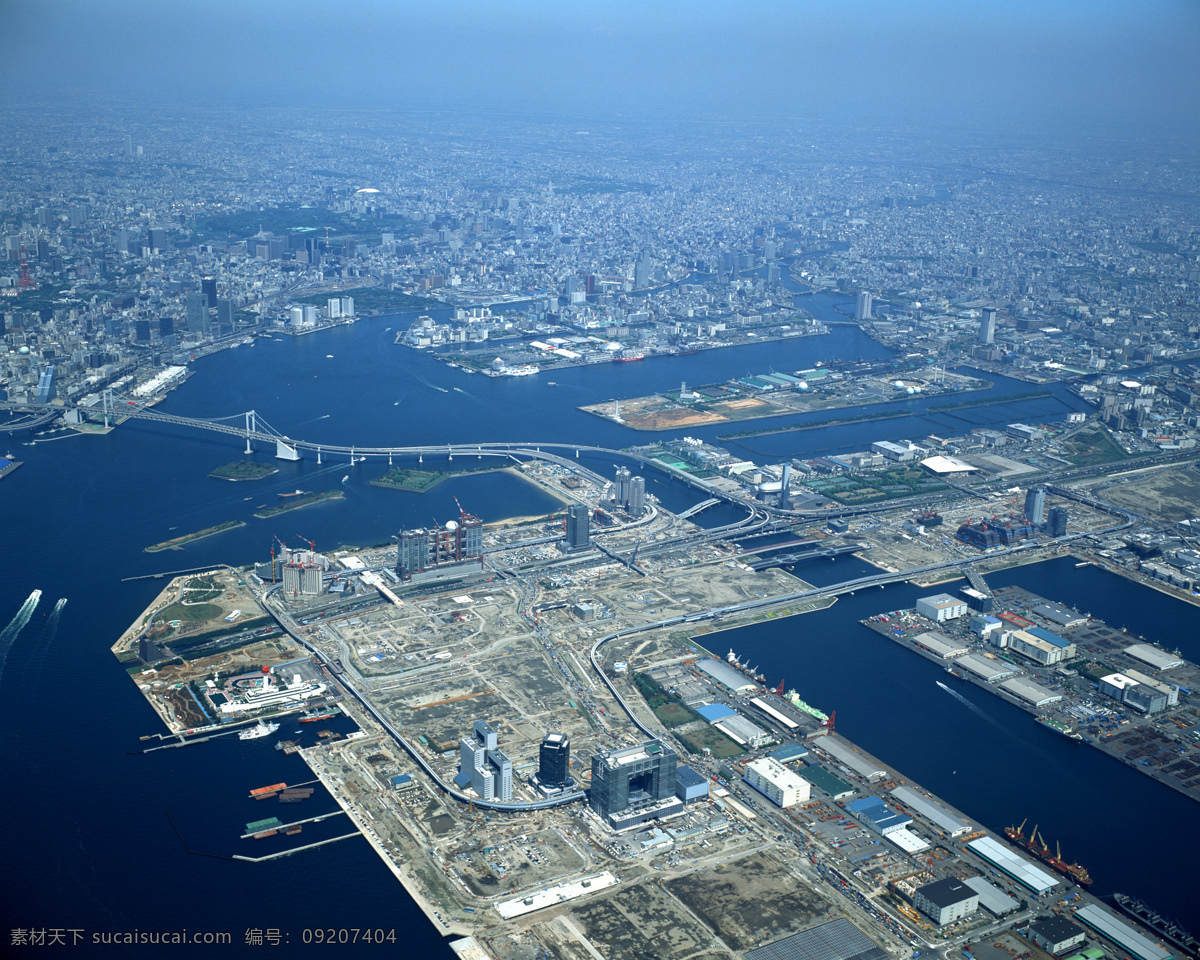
0;456;22;479
1112;893;1199;956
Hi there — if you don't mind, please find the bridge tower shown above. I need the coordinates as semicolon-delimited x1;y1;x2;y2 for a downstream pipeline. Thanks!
316;446;322;464
244;410;256;454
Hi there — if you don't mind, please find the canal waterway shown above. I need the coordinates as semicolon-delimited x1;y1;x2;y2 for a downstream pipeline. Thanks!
0;305;1192;956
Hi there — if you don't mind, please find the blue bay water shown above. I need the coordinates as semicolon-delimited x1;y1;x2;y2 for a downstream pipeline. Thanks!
0;303;1194;955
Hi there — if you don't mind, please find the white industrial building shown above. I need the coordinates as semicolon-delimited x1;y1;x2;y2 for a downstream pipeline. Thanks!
916;594;967;622
1008;630;1067;665
913;878;979;926
743;757;811;807
912;631;969;659
999;676;1062;707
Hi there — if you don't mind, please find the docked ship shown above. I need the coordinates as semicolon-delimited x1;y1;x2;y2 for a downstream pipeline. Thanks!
238;720;280;740
1036;715;1084;740
299;706;341;722
1112;893;1199;956
220;673;327;716
613;351;644;362
1004;820;1092;886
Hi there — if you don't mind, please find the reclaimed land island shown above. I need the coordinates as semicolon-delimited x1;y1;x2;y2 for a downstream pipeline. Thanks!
581;363;987;431
110;454;1188;960
370;463;509;493
253;489;344;518
145;520;244;553
209;460;279;481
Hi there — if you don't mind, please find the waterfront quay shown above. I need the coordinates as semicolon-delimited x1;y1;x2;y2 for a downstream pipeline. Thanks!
109;458;1191;960
862;584;1200;805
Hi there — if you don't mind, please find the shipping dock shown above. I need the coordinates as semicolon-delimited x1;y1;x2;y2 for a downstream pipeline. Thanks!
1004;819;1092;886
862;583;1200;806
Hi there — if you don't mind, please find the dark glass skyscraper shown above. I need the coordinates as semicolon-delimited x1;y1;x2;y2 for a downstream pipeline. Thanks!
589;740;677;822
539;733;570;787
565;504;590;549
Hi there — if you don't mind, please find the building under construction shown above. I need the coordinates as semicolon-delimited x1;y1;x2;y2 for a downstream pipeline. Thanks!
395;500;484;579
956;516;1034;550
255;540;329;595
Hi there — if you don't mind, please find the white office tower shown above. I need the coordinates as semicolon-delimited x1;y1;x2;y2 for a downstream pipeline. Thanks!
855;291;873;321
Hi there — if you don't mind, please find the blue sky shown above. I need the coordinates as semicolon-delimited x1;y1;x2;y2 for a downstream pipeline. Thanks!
6;0;1198;130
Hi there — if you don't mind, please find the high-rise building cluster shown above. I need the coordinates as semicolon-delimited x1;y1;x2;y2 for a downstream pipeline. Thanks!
611;466;645;518
458;720;513;801
395;508;483;579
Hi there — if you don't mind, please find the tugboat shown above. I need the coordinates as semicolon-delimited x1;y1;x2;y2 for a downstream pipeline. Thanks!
1004;819;1092;885
238;720;281;740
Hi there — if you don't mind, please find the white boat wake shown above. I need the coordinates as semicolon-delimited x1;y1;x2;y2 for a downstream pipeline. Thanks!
0;589;42;682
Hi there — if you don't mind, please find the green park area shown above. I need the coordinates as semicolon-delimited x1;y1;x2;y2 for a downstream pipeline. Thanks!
157;600;222;623
805;466;947;505
209;461;278;480
371;464;505;493
1058;425;1130;466
294;286;434;312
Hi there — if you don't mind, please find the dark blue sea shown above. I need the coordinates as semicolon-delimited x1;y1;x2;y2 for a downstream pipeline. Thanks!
2;297;1195;955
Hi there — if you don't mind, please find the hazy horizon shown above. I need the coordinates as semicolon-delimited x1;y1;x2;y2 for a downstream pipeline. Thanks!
5;0;1199;137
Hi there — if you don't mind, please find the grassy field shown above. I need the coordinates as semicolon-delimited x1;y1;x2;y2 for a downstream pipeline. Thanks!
633;672;702;729
157;601;222;623
676;724;745;758
1058;425;1129;466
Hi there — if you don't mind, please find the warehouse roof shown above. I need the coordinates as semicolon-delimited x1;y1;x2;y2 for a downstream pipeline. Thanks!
744;918;889;960
967;836;1059;893
1032;602;1088;628
1026;625;1073;648
1000;676;1063;706
956;654;1017;682
962;876;1020;915
1123;644;1184;671
912;631;969;659
916;877;977;908
816;737;887;780
890;785;971;836
695;703;738;723
1073;904;1172;960
697;658;759;692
